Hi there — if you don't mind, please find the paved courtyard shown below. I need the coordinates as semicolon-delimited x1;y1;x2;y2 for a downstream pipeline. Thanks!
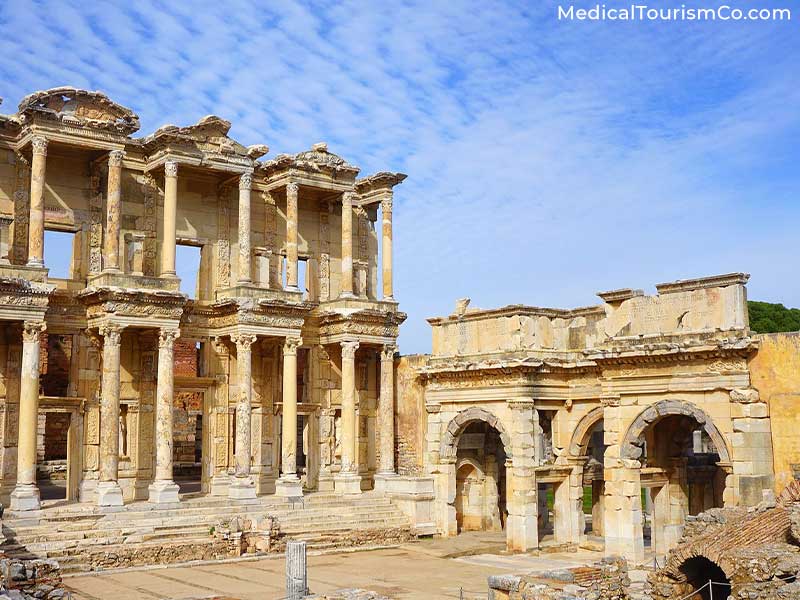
62;535;606;600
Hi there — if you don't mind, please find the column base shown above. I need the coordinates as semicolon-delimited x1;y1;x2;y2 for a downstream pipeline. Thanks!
148;480;180;504
373;472;397;493
229;476;257;499
334;473;362;495
10;483;41;511
96;481;124;507
275;476;303;498
338;292;356;299
26;259;44;268
210;472;232;496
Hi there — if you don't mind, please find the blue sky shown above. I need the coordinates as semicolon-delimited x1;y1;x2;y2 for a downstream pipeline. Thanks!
2;1;799;354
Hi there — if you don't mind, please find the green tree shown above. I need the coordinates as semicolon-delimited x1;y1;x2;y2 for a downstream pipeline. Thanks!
748;301;800;334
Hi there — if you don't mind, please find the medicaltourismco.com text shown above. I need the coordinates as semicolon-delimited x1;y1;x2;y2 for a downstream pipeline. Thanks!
557;4;791;21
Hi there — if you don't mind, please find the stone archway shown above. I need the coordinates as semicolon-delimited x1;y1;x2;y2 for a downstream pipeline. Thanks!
605;400;732;564
567;407;605;540
619;400;731;464
438;407;512;540
440;407;512;462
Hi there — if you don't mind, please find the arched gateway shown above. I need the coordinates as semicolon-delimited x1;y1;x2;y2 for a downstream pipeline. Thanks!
435;405;538;552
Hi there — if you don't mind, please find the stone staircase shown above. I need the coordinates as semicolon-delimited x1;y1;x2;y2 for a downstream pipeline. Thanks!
0;491;414;573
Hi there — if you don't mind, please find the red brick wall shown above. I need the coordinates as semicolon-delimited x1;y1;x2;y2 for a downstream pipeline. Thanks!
174;339;198;377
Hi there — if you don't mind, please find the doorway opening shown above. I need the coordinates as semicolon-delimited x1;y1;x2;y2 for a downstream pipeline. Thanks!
454;421;507;533
37;412;70;500
679;556;731;600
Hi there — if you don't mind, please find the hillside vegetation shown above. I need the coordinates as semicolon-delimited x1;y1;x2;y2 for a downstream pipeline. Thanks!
748;301;800;334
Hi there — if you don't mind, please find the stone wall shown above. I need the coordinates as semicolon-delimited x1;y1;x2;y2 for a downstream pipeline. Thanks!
748;332;800;493
0;555;72;599
395;355;426;476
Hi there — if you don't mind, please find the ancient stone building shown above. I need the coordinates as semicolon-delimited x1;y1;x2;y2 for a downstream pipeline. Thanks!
0;87;408;511
401;274;800;563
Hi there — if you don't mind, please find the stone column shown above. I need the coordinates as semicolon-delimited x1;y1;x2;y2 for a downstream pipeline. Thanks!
148;328;181;504
97;323;124;506
381;193;394;301
10;321;46;511
507;403;538;552
285;182;299;291
375;344;396;490
237;170;253;284
230;333;257;499
277;336;303;497
27;136;47;267
103;150;125;272
161;160;178;277
339;192;355;298
335;340;361;494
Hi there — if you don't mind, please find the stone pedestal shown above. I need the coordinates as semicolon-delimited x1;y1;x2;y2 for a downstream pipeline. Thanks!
229;477;257;499
147;480;180;504
10;483;41;512
96;480;124;507
373;472;397;494
275;477;303;498
334;473;362;495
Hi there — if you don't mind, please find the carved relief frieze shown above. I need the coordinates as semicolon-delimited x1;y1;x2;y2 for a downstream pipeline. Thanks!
12;152;30;265
140;174;159;276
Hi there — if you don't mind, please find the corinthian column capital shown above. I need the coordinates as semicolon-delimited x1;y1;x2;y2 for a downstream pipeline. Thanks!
239;170;253;190
283;336;302;356
341;340;359;359
158;328;180;348
380;344;397;362
22;321;46;343
342;191;356;206
98;323;123;346
231;333;258;350
31;136;48;156
164;160;178;177
108;150;126;167
381;193;393;214
286;181;299;196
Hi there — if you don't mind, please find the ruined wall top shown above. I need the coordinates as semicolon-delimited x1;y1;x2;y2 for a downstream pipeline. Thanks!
428;273;751;358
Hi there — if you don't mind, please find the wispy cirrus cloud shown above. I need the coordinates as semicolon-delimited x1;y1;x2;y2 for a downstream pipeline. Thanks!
1;0;798;352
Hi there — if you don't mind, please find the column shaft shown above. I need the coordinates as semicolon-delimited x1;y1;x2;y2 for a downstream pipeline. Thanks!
381;194;394;300
340;340;359;473
286;182;299;290
378;345;396;474
161;160;178;276
340;192;355;297
10;322;45;510
27;136;47;267
277;337;303;497
237;171;252;284
98;324;124;506
230;334;257;498
104;150;125;272
149;328;181;503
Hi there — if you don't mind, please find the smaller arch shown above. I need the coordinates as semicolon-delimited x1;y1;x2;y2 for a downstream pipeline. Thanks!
568;406;604;457
620;400;731;463
440;407;512;461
